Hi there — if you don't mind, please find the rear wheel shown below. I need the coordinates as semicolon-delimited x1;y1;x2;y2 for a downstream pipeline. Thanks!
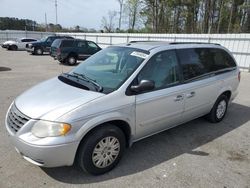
66;55;77;65
206;94;228;123
76;125;126;175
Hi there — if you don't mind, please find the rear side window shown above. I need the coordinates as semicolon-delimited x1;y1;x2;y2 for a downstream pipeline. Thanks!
61;40;74;47
23;39;36;42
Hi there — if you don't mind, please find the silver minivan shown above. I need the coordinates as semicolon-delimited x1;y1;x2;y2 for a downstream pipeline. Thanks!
5;42;240;175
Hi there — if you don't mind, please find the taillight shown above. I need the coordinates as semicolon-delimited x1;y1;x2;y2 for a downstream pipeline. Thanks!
57;48;61;55
238;71;241;82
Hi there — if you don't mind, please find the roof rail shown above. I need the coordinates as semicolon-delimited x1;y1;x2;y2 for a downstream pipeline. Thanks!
129;40;167;43
169;42;221;45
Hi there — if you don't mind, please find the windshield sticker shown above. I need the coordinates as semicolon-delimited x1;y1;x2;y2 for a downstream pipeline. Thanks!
130;51;149;59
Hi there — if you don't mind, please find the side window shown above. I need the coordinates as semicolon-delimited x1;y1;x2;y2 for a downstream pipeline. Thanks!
138;50;180;89
21;39;27;42
46;37;53;43
177;48;211;81
87;41;98;50
61;40;74;47
77;41;86;48
210;49;236;71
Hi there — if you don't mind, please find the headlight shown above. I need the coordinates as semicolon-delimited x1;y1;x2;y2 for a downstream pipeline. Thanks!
31;120;71;138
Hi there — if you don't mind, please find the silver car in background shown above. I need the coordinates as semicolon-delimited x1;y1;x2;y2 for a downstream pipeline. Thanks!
5;41;240;175
2;38;37;50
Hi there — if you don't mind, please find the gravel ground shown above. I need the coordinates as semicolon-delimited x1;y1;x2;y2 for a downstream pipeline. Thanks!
0;48;249;188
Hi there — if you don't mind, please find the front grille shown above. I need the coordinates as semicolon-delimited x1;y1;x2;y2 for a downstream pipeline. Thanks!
7;105;30;134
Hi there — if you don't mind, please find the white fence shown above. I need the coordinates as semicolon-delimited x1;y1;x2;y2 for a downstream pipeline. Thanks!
0;30;250;71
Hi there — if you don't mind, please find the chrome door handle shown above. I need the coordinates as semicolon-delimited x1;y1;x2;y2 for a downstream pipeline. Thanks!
186;91;195;98
174;95;184;102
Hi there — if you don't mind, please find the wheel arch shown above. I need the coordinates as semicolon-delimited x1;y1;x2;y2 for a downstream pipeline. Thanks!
75;114;133;148
67;52;78;59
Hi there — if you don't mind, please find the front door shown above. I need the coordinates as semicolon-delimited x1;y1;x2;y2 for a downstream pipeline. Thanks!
134;50;185;139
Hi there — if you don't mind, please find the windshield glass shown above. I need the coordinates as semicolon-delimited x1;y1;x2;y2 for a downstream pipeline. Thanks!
40;37;47;42
68;46;149;93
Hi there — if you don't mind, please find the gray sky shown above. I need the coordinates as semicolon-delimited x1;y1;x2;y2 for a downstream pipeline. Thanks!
0;0;119;29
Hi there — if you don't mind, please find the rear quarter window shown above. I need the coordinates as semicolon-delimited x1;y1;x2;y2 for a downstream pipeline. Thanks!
209;48;236;71
177;48;237;81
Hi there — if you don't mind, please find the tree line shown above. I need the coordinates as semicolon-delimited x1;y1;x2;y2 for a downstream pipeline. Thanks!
0;17;98;33
102;0;250;33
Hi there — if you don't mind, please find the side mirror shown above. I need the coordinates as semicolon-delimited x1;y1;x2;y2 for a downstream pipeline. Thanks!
130;80;155;93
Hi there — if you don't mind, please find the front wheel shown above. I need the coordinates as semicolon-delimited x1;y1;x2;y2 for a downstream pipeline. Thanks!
206;94;228;123
35;47;43;55
9;45;18;51
76;125;126;175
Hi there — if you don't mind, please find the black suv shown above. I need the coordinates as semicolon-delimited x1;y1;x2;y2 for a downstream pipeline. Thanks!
26;35;74;55
50;39;101;65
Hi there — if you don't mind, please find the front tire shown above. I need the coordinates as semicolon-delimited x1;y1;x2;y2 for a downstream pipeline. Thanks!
9;45;18;51
206;94;228;123
76;125;126;175
35;47;43;55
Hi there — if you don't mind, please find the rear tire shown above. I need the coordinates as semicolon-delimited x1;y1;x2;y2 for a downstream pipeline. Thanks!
66;55;77;65
76;125;126;175
206;94;228;123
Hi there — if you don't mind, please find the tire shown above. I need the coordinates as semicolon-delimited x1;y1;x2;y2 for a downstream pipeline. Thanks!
76;125;126;175
11;45;18;51
35;47;43;55
66;55;77;65
206;94;229;123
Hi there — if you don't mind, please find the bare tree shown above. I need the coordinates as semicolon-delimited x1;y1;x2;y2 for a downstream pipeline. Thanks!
101;11;117;32
117;0;124;30
125;0;142;31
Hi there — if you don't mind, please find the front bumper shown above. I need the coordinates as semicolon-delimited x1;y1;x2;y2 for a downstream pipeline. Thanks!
2;44;8;48
6;116;80;167
9;135;79;167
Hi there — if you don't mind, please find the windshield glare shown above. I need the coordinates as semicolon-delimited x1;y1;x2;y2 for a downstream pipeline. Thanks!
70;47;148;93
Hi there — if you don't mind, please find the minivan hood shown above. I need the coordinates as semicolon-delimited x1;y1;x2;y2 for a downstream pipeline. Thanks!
15;77;105;120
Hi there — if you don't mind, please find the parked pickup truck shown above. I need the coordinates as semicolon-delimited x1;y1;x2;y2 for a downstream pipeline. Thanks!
50;39;101;65
26;35;73;55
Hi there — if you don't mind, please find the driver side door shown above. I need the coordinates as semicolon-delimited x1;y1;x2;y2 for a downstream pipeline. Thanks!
134;50;185;139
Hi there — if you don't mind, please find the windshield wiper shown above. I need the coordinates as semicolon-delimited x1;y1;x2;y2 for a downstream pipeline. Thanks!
72;72;103;92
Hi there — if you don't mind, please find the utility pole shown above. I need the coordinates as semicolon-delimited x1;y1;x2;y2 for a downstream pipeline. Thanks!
55;0;58;25
45;13;48;32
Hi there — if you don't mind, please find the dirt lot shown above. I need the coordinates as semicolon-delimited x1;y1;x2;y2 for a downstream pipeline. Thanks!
0;48;249;188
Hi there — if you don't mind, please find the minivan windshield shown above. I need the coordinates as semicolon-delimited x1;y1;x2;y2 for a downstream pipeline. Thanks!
67;46;149;93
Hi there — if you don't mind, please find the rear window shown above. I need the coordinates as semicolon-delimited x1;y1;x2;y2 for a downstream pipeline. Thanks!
61;40;74;47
